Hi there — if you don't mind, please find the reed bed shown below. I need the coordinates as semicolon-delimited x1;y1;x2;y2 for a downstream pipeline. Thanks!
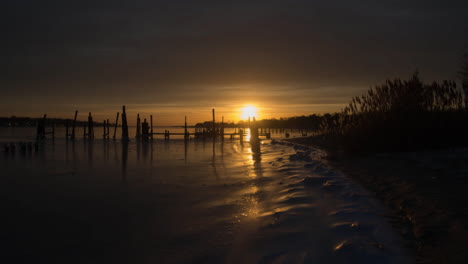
320;73;468;152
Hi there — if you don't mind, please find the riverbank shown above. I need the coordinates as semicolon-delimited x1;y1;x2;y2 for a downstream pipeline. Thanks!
286;136;468;263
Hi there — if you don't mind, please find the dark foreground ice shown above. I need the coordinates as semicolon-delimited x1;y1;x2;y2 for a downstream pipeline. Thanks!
0;130;411;263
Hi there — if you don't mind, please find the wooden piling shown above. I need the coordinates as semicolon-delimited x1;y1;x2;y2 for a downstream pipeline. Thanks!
142;118;149;140
136;114;141;139
212;108;216;139
106;119;110;139
184;116;189;141
150;115;153;140
66;120;69;139
71;110;78;140
250;117;259;143
113;112;119;140
87;112;94;139
36;114;46;140
121;106;129;141
103;120;107;139
221;116;224;140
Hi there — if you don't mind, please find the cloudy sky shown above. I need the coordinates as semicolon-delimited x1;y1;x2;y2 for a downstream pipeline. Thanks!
1;0;467;124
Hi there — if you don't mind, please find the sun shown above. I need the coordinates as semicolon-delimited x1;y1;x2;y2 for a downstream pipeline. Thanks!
241;105;258;120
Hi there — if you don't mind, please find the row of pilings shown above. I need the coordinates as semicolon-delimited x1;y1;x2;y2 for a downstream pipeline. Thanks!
35;106;271;142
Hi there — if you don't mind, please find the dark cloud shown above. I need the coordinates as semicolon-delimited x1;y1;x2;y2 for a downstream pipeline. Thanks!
1;0;468;120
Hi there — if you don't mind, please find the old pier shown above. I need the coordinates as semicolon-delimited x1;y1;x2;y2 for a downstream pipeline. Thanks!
35;106;274;142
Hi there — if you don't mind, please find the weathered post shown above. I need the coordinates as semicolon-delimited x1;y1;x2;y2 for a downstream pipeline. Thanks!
212;108;216;139
184;116;189;141
113;112;119;140
106;119;110;139
36;114;46;140
142;118;149;140
103;120;107;139
71;110;78;140
250;117;259;143
65;120;69;139
136;114;141;139
221;116;225;141
239;128;244;143
87;112;94;139
121;106;129;141
150;115;153;141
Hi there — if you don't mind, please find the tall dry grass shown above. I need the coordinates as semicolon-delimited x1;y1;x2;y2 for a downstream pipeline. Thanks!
320;73;468;152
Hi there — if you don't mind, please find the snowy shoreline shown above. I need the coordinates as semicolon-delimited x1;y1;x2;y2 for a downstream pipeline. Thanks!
286;137;468;263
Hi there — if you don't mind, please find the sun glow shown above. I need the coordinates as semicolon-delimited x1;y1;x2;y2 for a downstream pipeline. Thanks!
241;105;258;120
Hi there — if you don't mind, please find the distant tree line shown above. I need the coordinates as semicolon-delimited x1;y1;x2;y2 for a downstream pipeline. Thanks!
0;116;108;127
248;115;323;129
195;115;327;131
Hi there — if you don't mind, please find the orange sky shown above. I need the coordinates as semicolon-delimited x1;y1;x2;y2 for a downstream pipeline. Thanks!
1;1;466;125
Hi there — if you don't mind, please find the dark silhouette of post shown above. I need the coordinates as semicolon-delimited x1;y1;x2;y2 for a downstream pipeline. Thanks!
150;115;153;140
184;116;189;141
36;114;46;140
106;119;110;139
212;108;216;139
103;120;107;139
221;116;225;141
136;114;141;139
121;106;129;141
65;120;69;139
71;110;78;140
250;117;259;144
142;118;149;140
113;112;119;140
87;112;94;139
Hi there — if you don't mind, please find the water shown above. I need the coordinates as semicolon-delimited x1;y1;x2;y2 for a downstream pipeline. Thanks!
0;128;411;263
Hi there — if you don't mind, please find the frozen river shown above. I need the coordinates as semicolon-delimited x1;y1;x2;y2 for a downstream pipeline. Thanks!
0;128;411;263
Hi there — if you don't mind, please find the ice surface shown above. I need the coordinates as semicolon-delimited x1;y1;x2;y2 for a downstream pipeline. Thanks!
0;128;411;263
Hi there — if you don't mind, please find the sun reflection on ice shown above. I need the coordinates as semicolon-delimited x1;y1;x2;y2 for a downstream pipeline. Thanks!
241;186;260;218
245;128;251;143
